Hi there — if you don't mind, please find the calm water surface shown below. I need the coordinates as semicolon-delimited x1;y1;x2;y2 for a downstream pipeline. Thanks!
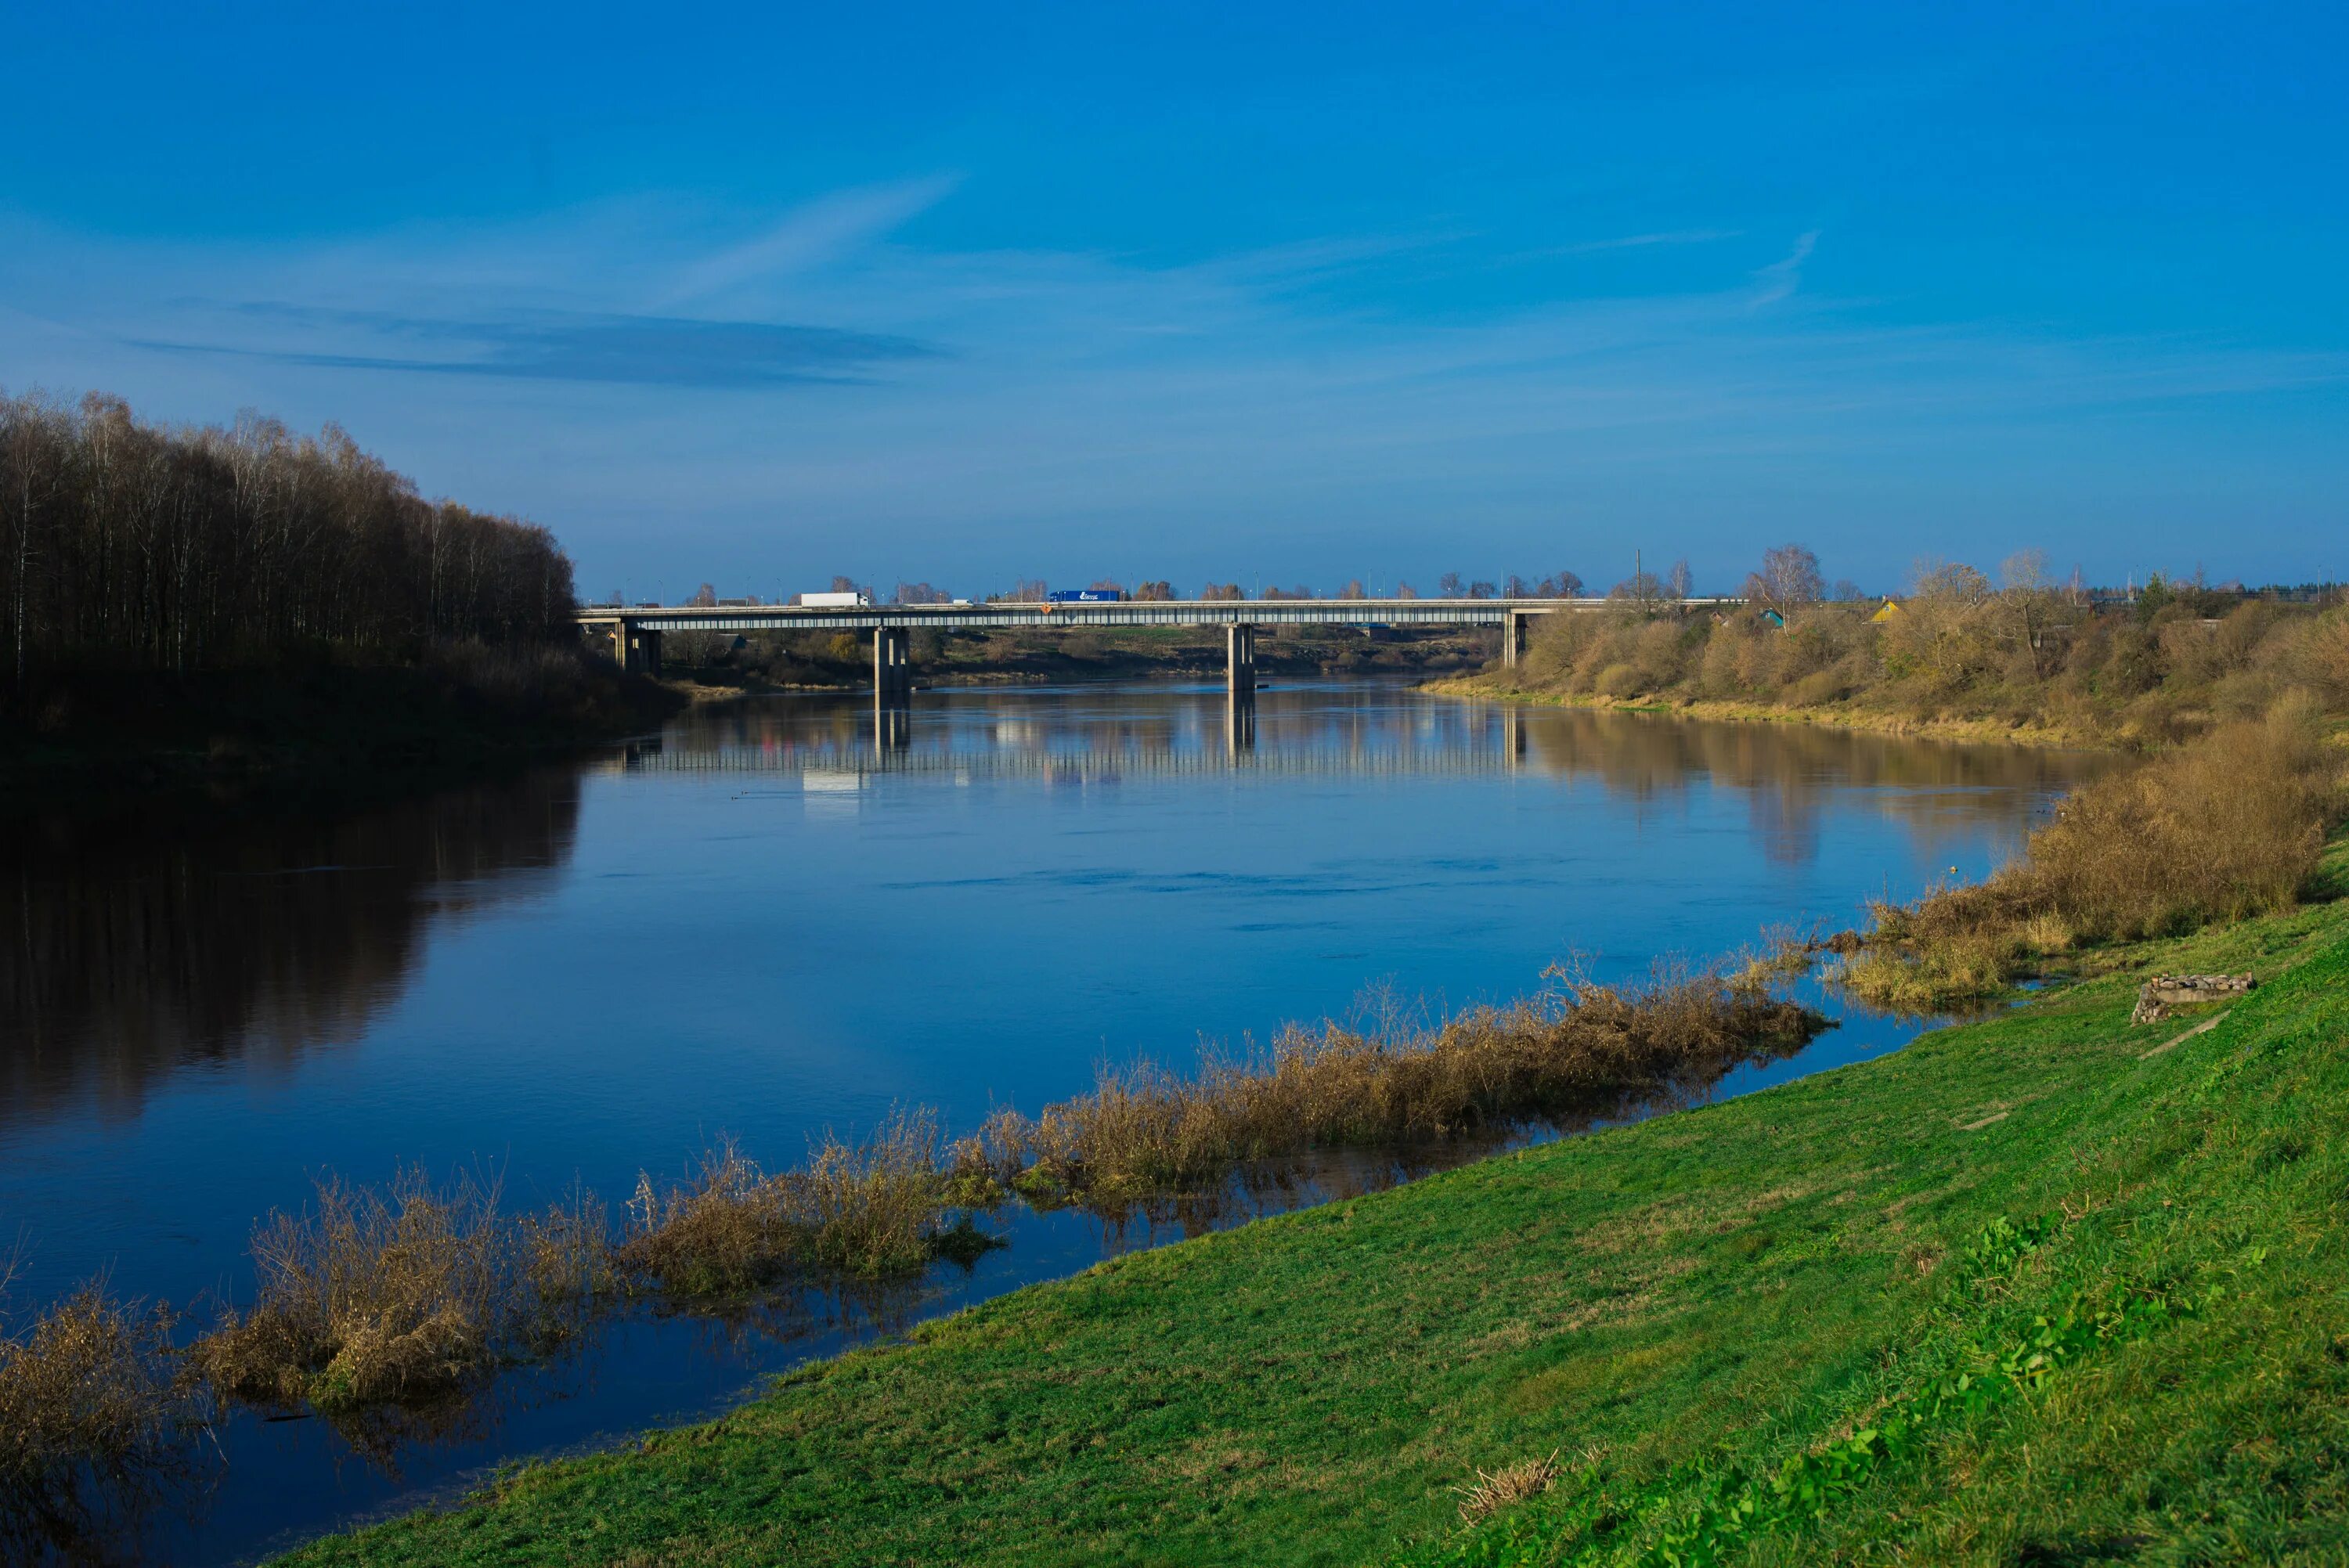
0;680;2103;1563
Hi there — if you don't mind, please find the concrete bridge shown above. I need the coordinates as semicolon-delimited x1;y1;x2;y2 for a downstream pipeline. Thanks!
579;597;1741;693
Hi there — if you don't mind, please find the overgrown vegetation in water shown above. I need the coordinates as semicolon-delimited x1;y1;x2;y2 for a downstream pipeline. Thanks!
954;964;1820;1206
192;1169;609;1412
619;1112;977;1297
0;1266;206;1561
0;957;1820;1545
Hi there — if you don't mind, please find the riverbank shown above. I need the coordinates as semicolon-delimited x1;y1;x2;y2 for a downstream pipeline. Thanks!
277;837;2349;1565
0;647;683;818
669;624;1497;694
1425;676;2116;749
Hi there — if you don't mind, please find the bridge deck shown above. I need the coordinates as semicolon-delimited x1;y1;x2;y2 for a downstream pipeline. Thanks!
577;597;1737;634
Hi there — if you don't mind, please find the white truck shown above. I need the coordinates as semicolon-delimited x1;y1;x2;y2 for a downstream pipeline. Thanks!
799;590;872;607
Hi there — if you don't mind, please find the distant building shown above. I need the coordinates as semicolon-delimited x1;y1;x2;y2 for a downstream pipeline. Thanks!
1870;598;1903;624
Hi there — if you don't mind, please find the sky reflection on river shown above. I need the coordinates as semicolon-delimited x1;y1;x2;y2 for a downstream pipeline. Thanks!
0;680;2104;1563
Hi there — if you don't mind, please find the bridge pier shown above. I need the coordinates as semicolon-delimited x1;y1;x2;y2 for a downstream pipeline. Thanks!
1503;610;1527;671
872;626;912;700
600;622;663;675
1226;622;1257;694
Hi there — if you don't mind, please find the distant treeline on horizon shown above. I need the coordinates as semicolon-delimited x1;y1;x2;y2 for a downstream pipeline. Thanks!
0;391;577;680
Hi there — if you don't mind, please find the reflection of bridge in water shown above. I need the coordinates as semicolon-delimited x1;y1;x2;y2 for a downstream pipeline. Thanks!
590;686;2109;874
600;695;1533;782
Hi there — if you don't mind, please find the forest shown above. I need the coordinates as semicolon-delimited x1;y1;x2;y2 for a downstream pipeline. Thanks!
0;391;577;681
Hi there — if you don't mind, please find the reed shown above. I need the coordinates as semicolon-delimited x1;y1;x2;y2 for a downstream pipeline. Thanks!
619;1109;966;1298
965;963;1822;1204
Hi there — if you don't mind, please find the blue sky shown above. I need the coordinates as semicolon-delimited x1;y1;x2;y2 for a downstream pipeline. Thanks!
2;2;2343;598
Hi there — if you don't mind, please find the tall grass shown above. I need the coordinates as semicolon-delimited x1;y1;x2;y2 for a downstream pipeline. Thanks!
0;1271;204;1558
619;1110;961;1298
1835;695;2347;1010
959;963;1820;1205
193;1168;609;1411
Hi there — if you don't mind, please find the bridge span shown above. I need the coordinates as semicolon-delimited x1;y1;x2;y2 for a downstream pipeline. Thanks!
579;597;1741;692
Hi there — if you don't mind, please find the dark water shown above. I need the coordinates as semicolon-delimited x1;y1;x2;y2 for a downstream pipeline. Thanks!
0;680;2103;1563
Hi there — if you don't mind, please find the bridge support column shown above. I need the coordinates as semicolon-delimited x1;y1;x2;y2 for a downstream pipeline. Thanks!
1503;611;1526;671
1226;622;1257;694
873;626;912;700
605;621;662;675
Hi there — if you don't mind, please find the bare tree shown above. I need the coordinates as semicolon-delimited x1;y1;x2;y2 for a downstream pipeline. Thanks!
1132;580;1176;601
1666;559;1692;600
1742;543;1823;617
0;389;576;682
1437;571;1464;597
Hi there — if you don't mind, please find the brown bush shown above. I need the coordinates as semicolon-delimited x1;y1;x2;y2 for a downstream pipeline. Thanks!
194;1166;607;1411
0;1277;202;1555
620;1109;958;1297
1839;694;2346;1007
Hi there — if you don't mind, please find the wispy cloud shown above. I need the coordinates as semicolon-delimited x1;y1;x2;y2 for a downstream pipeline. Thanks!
1749;229;1818;305
1550;229;1742;256
658;176;958;306
130;305;937;388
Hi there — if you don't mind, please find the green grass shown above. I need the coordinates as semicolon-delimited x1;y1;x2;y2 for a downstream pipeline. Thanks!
280;866;2349;1566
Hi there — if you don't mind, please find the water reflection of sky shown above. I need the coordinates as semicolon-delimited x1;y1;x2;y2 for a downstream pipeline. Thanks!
0;681;2107;1563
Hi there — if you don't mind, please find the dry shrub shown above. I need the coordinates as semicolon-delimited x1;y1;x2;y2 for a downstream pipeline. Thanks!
621;1110;959;1297
972;964;1821;1203
799;1110;952;1277
195;1166;606;1411
1844;693;2345;1007
2013;694;2336;937
0;1277;202;1555
1456;1450;1564;1522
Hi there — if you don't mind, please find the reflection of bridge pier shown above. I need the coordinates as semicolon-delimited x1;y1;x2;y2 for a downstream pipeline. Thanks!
871;627;912;701
1503;705;1525;768
1225;622;1257;694
1224;687;1256;755
872;695;910;752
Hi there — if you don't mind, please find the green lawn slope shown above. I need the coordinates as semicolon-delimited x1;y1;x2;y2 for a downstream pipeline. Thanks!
283;858;2349;1566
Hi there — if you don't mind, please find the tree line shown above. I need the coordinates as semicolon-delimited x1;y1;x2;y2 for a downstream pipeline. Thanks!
0;391;578;680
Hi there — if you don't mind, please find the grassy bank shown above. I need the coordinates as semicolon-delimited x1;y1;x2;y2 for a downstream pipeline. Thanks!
0;643;681;813
275;839;2349;1566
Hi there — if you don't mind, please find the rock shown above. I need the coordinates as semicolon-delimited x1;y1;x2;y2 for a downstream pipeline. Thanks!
2131;972;2254;1026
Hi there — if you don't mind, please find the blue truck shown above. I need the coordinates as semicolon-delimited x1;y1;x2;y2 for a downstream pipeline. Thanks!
1046;588;1125;604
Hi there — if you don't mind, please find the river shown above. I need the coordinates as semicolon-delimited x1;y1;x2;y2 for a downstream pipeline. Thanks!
0;679;2102;1563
